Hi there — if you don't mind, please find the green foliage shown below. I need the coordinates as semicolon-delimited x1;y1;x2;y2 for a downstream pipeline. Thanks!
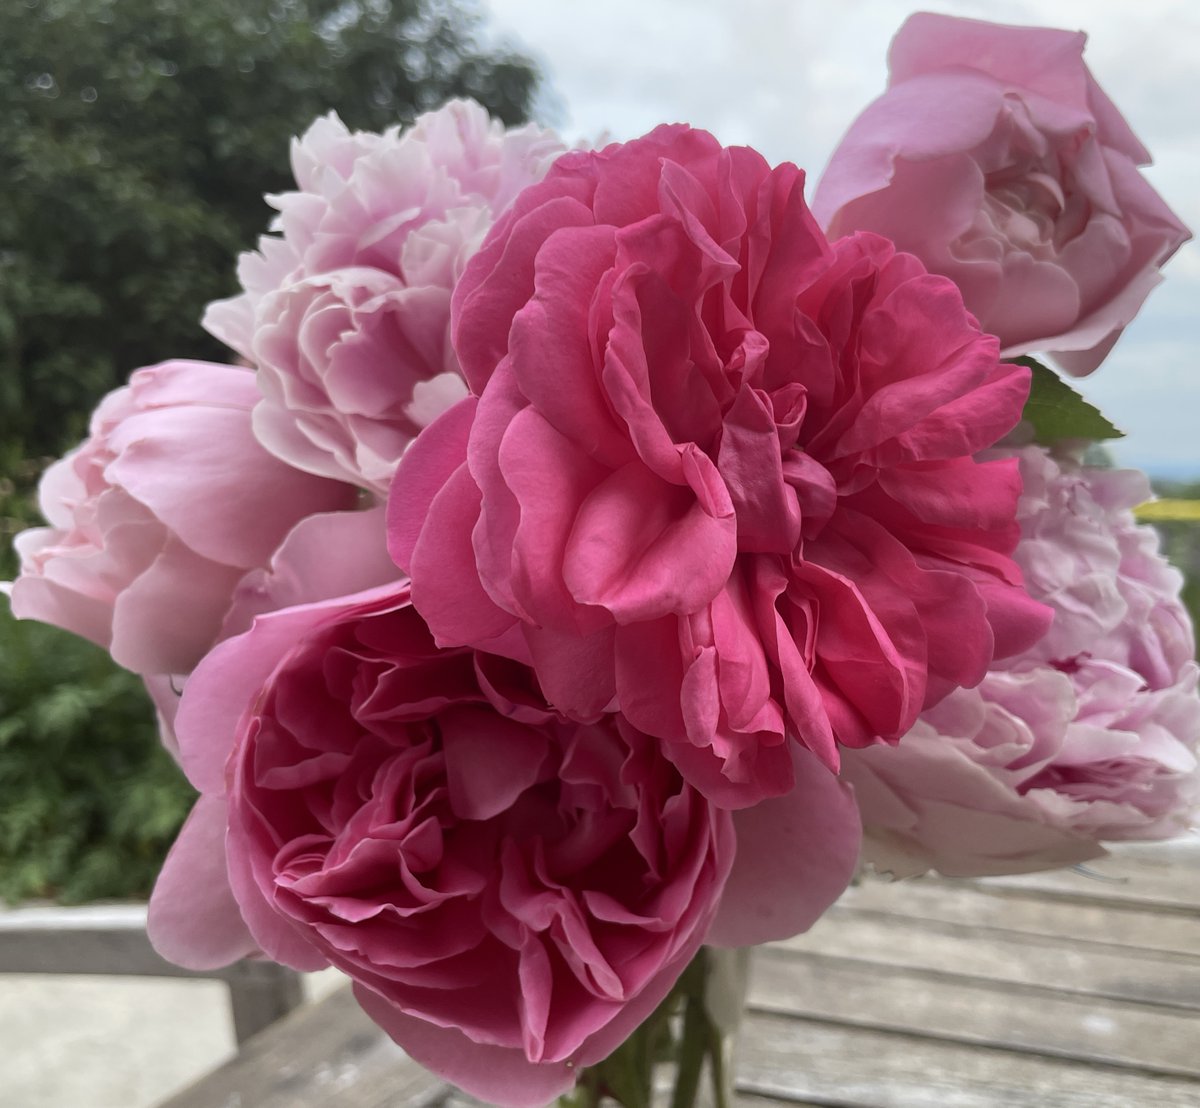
0;607;195;903
0;446;47;580
0;0;540;459
1012;356;1125;446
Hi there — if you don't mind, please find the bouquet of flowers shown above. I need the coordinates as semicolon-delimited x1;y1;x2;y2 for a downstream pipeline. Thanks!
6;13;1196;1107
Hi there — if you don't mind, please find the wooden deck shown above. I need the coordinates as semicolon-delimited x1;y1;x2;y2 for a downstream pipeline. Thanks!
158;839;1200;1108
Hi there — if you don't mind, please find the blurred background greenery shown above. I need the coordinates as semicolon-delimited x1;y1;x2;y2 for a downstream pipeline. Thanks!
0;0;541;904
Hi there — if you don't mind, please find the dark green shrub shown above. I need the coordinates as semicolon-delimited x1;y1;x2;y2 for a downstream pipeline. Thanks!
0;608;195;903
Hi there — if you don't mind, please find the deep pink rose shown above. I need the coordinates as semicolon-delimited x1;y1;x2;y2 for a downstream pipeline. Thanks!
813;13;1190;375
843;448;1200;877
147;583;860;1105
390;125;1051;807
5;361;355;674
203;101;565;493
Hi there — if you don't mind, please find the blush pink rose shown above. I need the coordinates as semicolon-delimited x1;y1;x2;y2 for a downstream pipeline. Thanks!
813;13;1191;375
147;583;860;1106
203;101;566;493
5;360;356;674
843;447;1200;877
390;125;1051;808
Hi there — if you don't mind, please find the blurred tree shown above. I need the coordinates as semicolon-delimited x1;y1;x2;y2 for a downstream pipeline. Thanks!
0;0;540;460
0;609;196;904
0;0;540;903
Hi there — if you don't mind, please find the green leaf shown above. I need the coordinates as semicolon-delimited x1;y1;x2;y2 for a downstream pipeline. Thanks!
1011;356;1125;445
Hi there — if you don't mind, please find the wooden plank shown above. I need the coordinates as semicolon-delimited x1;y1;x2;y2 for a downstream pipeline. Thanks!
952;839;1200;913
0;902;303;1045
437;1090;806;1107
748;948;1200;1079
161;964;1200;1106
833;878;1200;959
0;904;191;979
781;907;1200;1010
161;986;807;1108
159;985;448;1108
737;1009;1200;1108
228;963;306;1045
0;904;279;986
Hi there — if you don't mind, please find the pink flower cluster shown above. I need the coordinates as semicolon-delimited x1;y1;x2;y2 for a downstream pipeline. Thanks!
392;124;1050;808
150;582;858;1103
4;15;1196;1105
845;448;1200;876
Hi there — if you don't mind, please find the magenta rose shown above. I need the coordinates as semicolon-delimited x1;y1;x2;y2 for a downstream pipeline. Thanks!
147;583;860;1105
203;101;566;493
389;125;1051;807
843;448;1200;877
5;360;355;674
813;13;1191;375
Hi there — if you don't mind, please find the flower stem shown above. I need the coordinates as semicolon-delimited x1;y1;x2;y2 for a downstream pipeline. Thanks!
560;946;743;1108
668;986;708;1108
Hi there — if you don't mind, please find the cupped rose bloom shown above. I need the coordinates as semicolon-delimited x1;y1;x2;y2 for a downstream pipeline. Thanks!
147;583;860;1106
5;360;355;675
390;124;1051;807
203;101;566;494
843;447;1200;877
812;13;1191;376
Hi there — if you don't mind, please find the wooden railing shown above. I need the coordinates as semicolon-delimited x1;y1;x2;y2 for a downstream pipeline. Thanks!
0;902;302;1044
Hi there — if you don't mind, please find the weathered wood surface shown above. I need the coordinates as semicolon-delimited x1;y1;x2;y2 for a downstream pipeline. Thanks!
158;840;1200;1107
0;902;303;1044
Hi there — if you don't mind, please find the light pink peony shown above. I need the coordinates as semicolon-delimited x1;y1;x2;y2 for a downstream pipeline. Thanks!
843;447;1200;877
813;13;1191;376
147;583;860;1106
4;360;357;674
204;101;566;494
389;125;1051;808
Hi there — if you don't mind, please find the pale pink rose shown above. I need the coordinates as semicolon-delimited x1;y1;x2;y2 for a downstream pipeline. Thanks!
5;360;356;674
147;584;860;1106
203;101;565;493
389;125;1051;808
843;447;1200;877
813;13;1190;375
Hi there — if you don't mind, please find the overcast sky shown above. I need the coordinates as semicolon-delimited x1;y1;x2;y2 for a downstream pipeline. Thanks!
478;0;1200;477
